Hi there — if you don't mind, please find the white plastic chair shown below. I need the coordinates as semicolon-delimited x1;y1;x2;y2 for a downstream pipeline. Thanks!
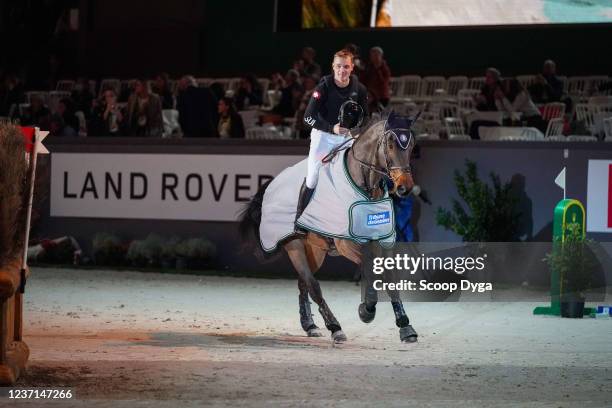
587;76;609;95
468;77;486;91
457;89;479;114
99;78;121;96
517;75;537;90
444;117;470;141
245;126;287;140
545;118;565;138
389;77;405;100
575;103;596;134
567;76;589;101
603;117;612;141
421;76;447;98
400;75;422;99
446;76;468;97
567;135;598;142
56;80;75;92
541;102;565;121
162;109;180;138
48;91;71;113
25;91;49;104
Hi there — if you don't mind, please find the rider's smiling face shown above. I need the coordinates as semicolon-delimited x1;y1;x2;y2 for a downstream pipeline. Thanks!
332;56;353;86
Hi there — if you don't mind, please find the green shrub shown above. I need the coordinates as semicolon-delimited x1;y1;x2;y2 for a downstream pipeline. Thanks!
92;233;125;266
436;160;520;242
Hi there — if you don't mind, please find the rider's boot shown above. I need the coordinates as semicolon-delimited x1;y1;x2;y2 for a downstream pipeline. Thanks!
294;180;314;235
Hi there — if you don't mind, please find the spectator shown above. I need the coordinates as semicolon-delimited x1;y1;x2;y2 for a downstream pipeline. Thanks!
235;74;263;110
71;77;95;118
528;60;564;104
208;82;225;102
89;89;125;136
496;78;546;132
476;67;502;111
296;47;321;79
21;95;50;128
0;74;25;117
49;113;77;137
152;72;175;109
360;46;391;107
344;43;364;76
272;69;303;117
217;97;244;138
294;75;318;139
176;75;218;137
57;97;79;134
126;78;163;137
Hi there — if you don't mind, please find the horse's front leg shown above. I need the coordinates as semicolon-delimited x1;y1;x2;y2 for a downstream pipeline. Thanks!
298;276;323;337
285;239;346;342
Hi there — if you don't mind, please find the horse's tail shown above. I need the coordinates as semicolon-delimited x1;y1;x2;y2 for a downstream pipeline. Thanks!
238;178;279;262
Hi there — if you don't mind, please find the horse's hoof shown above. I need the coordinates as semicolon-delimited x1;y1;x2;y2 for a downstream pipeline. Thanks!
358;303;376;323
400;325;418;343
332;330;347;343
307;326;324;337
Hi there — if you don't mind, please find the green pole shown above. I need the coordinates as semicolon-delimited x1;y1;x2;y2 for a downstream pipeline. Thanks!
533;199;585;316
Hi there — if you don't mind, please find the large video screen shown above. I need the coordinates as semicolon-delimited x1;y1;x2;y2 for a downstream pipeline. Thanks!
302;0;612;29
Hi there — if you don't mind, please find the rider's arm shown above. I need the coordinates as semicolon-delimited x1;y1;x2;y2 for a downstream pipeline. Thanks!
303;85;333;133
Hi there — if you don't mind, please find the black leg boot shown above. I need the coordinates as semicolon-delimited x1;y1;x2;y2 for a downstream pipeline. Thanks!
294;180;314;235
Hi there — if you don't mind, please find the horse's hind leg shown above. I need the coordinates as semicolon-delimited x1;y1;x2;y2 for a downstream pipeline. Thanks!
285;239;346;342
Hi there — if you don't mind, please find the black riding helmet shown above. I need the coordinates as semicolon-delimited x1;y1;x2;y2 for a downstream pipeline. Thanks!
338;99;364;130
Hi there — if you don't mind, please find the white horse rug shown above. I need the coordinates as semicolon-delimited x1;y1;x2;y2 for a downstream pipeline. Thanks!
259;151;396;252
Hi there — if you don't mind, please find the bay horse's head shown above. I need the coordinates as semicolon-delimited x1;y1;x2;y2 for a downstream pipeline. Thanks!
375;111;416;197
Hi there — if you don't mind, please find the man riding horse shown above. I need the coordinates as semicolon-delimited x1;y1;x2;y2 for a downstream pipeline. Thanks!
239;49;419;343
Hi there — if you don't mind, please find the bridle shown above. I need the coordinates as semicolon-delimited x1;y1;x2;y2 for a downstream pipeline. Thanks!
350;127;414;180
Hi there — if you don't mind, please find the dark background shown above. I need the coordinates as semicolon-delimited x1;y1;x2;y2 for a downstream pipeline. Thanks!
2;0;611;81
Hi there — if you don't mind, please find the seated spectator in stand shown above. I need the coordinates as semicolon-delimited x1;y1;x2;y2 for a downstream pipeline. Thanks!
89;89;125;136
476;68;502;111
360;46;391;107
469;68;503;138
57;98;80;134
528;60;564;104
217;97;244;138
496;78;546;132
152;72;175;109
295;47;321;79
126;78;163;137
344;43;364;76
0;74;25;117
176;75;217;137
21;95;50;128
48;114;77;137
234;74;263;110
208;82;225;102
294;75;318;139
272;69;303;117
71;77;95;118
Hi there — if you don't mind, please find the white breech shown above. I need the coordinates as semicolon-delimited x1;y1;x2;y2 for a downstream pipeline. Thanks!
305;128;352;189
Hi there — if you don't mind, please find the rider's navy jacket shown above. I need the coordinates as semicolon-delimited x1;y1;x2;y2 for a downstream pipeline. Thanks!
303;74;368;133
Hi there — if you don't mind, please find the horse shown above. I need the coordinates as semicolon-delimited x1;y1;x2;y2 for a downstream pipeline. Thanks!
239;112;419;343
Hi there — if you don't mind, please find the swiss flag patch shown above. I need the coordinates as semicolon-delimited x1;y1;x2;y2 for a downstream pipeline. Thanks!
312;91;321;100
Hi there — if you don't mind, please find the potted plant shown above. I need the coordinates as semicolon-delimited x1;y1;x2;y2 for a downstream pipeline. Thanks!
92;232;125;266
160;236;180;269
175;240;190;270
126;239;148;267
188;237;217;269
436;160;520;242
141;233;163;267
545;224;596;318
